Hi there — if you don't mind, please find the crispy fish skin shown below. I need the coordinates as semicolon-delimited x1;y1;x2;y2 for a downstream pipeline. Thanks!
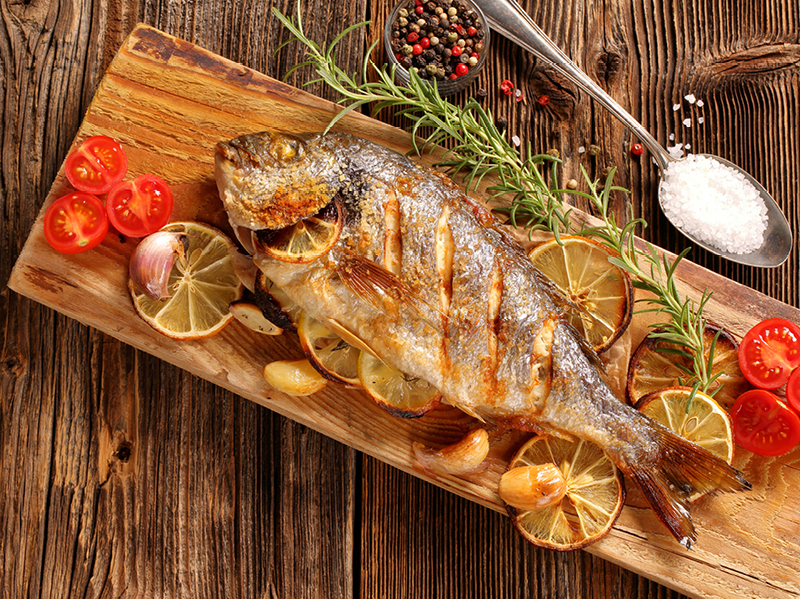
215;131;750;548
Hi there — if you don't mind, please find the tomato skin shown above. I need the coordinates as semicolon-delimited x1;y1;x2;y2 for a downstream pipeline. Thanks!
787;368;800;416
738;318;800;389
64;136;128;194
730;389;800;456
106;174;174;238
43;192;109;254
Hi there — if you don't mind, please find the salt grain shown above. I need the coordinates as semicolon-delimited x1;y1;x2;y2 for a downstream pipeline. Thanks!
698;116;705;124
684;93;696;104
660;155;768;254
512;135;520;147
673;103;681;111
696;100;704;108
682;118;692;127
578;145;586;154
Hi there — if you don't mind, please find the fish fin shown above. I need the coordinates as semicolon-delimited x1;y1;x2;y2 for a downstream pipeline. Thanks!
623;422;751;549
336;251;443;332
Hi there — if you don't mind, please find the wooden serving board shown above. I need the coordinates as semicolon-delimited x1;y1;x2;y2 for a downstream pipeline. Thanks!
9;24;800;598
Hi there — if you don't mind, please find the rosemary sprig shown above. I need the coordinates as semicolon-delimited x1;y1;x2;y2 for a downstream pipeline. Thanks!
570;168;722;396
273;4;720;396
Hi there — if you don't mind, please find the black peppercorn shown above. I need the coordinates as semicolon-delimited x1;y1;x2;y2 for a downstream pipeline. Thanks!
496;116;508;132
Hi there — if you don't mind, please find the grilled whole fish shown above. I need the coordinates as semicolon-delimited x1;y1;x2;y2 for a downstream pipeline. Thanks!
215;130;750;548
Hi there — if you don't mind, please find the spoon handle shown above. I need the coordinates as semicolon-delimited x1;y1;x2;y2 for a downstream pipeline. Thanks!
478;0;672;170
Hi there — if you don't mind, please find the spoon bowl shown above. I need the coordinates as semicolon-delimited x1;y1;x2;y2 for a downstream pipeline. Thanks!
478;0;793;268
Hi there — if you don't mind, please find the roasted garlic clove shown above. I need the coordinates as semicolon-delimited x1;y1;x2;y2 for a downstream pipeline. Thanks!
263;358;327;396
413;428;490;476
498;463;567;511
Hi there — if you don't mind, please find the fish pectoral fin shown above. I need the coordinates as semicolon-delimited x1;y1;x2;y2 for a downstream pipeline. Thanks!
624;422;751;549
335;251;442;332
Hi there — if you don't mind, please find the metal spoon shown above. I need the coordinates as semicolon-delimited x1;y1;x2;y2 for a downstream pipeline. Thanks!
478;0;793;268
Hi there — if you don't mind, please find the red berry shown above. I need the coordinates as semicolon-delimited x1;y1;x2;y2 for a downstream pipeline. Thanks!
455;63;469;76
537;94;550;106
412;44;423;55
451;45;462;57
407;32;419;43
500;79;514;95
467;26;477;37
420;37;430;48
631;142;644;156
415;5;424;14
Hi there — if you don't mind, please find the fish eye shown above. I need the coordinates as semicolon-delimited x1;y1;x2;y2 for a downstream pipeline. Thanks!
269;136;305;162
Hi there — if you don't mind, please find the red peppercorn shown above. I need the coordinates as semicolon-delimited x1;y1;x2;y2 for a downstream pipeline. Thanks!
455;63;469;76
500;79;514;95
449;73;458;80
467;26;477;37
407;31;419;43
451;45;462;57
537;94;550;106
415;5;424;14
470;52;479;59
631;142;644;156
420;37;430;48
456;24;465;35
412;43;423;55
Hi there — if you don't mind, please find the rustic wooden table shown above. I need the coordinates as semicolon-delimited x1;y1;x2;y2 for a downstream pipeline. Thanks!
2;0;797;597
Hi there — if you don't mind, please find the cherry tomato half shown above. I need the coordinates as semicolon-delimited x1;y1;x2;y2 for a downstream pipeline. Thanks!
730;389;800;456
43;191;109;254
738;318;800;389
106;174;174;238
786;368;800;416
64;135;128;194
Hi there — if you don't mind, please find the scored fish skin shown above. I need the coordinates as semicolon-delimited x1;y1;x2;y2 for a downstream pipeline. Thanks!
215;130;750;548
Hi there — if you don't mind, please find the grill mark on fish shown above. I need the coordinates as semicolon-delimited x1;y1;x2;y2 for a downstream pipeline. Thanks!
216;130;751;549
484;258;503;401
383;189;402;276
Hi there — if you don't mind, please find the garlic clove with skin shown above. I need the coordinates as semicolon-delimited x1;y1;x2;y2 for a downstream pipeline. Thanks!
129;231;188;301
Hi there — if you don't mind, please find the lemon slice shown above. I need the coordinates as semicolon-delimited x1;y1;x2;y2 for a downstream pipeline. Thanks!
253;199;342;263
626;325;747;410
528;236;632;352
502;435;625;551
297;311;362;387
357;351;441;417
129;222;244;339
635;387;734;464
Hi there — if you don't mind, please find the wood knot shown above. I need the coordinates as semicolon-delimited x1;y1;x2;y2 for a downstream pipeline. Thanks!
114;442;133;463
595;51;623;84
704;43;800;78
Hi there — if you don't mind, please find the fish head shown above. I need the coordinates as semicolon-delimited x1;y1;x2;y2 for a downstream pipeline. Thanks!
215;131;338;231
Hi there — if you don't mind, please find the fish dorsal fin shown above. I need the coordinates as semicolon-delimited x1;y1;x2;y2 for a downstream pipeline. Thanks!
335;250;443;332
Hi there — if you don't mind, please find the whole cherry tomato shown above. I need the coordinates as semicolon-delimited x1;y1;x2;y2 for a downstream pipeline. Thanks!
730;389;800;456
64;135;128;194
106;174;174;238
786;368;800;416
738;318;800;389
43;191;109;254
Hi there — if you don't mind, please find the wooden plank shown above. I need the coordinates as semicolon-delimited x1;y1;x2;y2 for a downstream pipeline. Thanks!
7;23;800;598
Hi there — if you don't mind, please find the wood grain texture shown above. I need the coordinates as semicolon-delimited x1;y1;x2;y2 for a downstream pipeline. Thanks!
1;0;798;598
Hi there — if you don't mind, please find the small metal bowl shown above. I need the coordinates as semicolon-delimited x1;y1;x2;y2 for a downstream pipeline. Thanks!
384;0;491;97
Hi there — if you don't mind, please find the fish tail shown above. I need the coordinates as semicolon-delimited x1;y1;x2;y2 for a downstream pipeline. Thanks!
623;423;751;549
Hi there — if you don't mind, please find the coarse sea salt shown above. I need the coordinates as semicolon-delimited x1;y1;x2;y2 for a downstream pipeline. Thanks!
660;154;768;254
